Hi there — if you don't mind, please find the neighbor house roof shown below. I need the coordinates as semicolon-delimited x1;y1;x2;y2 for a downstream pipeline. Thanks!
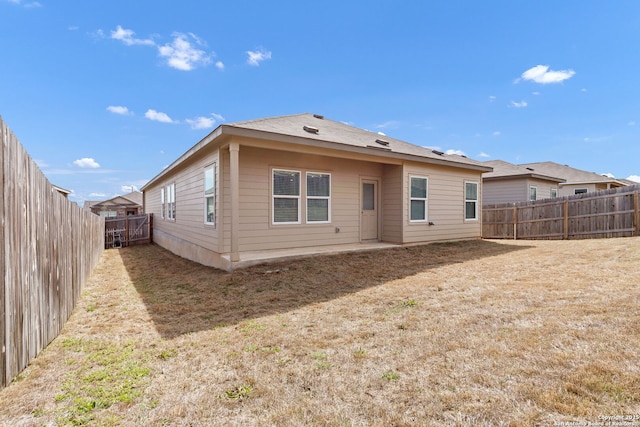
482;160;565;183
518;161;626;186
84;191;143;210
143;113;492;190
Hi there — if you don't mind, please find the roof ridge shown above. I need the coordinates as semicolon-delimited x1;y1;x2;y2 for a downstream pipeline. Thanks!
228;113;311;127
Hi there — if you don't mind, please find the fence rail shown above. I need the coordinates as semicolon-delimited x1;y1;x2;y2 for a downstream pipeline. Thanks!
1;116;104;390
104;214;153;248
482;185;640;240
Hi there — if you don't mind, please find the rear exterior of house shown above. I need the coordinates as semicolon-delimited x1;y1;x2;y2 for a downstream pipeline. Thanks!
519;161;626;197
482;160;564;204
142;114;491;271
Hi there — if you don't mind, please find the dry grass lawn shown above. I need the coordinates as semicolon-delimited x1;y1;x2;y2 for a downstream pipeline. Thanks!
1;238;639;426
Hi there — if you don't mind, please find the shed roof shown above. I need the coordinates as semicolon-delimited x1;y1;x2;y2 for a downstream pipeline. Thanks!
143;113;491;190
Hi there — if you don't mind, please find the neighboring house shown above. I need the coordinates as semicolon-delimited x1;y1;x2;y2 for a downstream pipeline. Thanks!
84;191;143;217
519;161;627;197
141;113;492;271
482;160;565;204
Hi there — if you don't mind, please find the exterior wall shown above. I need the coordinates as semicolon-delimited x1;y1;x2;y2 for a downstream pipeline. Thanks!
483;179;527;204
483;178;561;204
143;147;225;269
558;183;598;197
526;178;560;201
403;162;483;243
144;137;486;269
381;164;403;243
234;144;384;252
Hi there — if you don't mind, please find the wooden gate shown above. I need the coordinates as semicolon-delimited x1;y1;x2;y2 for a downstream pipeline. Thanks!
104;214;153;248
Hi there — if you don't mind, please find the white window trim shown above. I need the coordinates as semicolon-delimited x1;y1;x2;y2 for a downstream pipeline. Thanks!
204;164;216;225
551;188;558;198
272;168;301;225
529;186;537;201
306;171;331;224
160;187;165;220
166;183;176;221
409;175;429;223
465;181;479;221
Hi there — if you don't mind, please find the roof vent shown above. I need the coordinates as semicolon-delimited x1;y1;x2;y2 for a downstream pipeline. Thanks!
313;114;324;119
432;149;444;156
375;138;390;146
526;167;534;171
303;125;319;134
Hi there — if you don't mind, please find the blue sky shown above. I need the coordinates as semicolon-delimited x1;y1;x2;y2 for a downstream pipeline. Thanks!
1;0;639;204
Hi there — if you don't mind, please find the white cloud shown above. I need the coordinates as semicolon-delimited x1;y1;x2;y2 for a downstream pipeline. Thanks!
601;172;615;178
110;25;154;46
517;65;575;84
445;149;466;156
186;116;212;130
247;49;272;66
145;109;174;123
488;96;496;102
580;88;588;92
106;105;132;115
377;131;386;136
627;175;640;183
6;0;41;7
532;91;541;95
376;120;400;129
158;32;212;71
215;61;225;70
628;121;636;126
185;113;225;130
478;152;490;158
492;131;501;136
89;192;106;198
73;158;100;169
510;100;528;108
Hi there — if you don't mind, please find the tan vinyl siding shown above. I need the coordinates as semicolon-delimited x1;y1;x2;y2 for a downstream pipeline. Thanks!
144;148;221;261
381;164;403;243
403;162;483;243
559;183;597;197
235;143;383;252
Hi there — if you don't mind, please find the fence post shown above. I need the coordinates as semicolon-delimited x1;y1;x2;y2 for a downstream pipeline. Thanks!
634;190;639;237
513;206;517;240
563;200;569;240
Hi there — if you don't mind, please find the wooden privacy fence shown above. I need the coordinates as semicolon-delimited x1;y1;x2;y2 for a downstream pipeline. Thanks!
104;214;153;248
0;116;104;390
483;185;640;240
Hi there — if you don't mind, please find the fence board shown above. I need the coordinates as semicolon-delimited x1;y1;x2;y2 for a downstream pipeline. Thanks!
0;116;104;390
483;185;640;240
104;214;152;248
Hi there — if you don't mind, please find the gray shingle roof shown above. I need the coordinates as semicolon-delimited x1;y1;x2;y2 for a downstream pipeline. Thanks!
519;161;625;186
482;160;565;182
228;113;490;171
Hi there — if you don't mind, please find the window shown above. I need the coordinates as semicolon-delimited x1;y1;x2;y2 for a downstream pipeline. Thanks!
273;169;300;224
204;165;215;224
166;183;176;220
465;182;478;220
100;211;117;218
575;188;587;195
306;172;331;223
160;187;165;219
529;186;537;201
410;176;428;222
551;188;558;198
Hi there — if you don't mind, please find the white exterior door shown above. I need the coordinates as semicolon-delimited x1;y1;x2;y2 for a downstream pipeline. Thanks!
361;180;378;241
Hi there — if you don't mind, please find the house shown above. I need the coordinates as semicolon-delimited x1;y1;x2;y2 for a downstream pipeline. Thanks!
52;185;72;198
141;113;492;271
84;191;143;217
519;161;627;197
482;160;565;204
